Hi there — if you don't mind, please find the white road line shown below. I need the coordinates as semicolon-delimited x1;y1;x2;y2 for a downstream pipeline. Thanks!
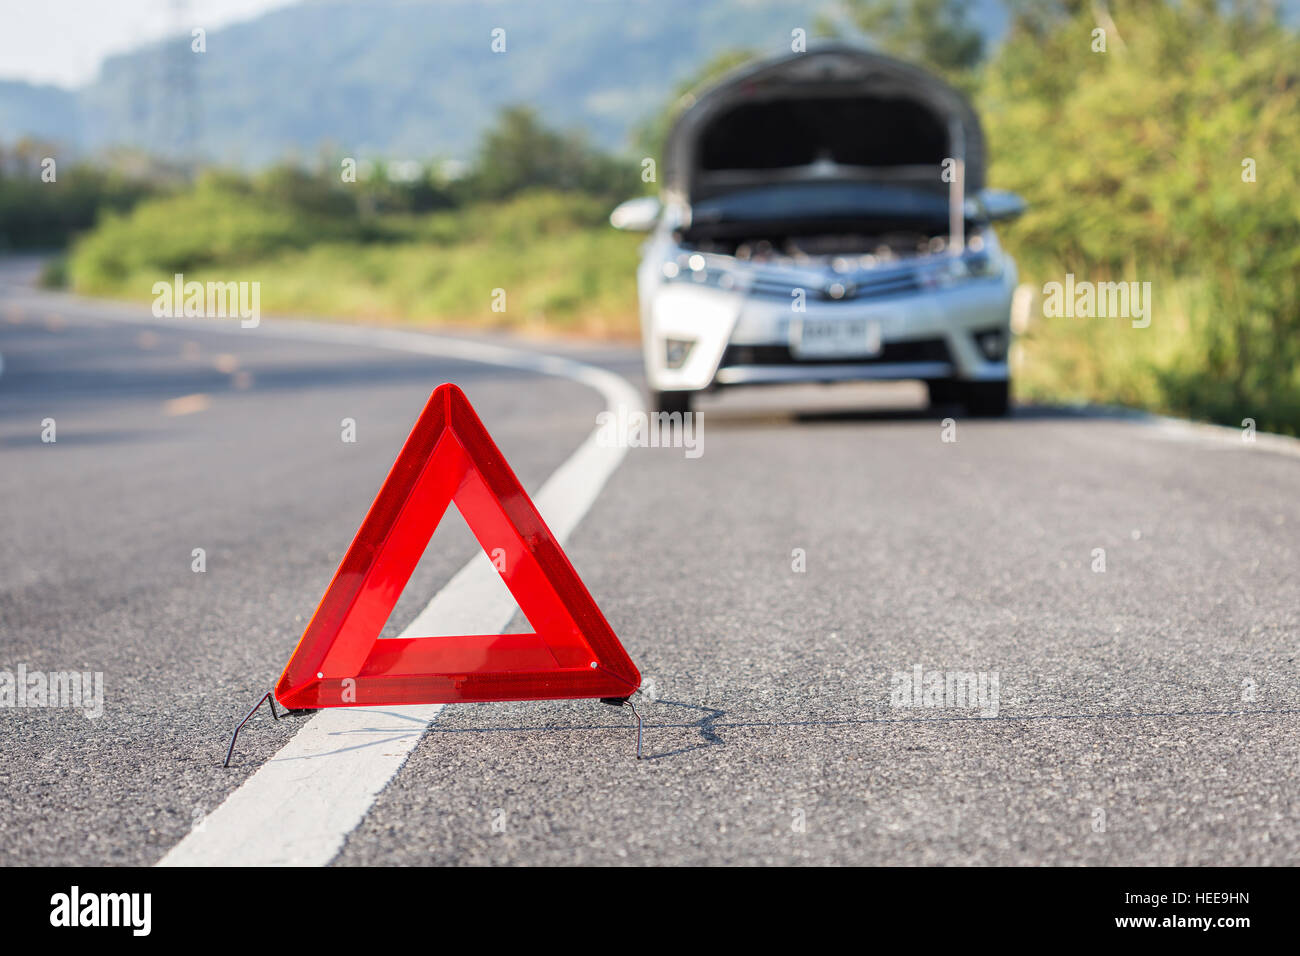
146;317;642;867
1137;412;1300;459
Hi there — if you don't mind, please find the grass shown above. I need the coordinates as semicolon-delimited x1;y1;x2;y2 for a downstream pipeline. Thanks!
1009;262;1300;436
65;186;645;339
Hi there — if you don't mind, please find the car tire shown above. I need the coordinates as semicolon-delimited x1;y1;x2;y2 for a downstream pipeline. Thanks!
652;390;693;416
960;379;1011;417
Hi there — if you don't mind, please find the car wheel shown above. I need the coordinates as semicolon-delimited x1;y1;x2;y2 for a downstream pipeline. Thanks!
652;390;693;416
960;380;1011;417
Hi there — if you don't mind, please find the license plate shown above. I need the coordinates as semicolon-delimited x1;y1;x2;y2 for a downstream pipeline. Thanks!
791;318;883;358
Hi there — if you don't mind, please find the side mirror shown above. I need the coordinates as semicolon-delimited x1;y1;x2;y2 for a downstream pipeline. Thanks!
978;189;1027;222
610;196;661;231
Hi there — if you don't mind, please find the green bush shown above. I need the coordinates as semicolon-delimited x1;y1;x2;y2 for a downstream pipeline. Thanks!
0;156;157;250
68;172;364;285
984;0;1300;434
67;186;642;335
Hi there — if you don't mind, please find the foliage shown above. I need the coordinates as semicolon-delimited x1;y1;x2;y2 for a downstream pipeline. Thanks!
840;0;985;77
456;107;640;202
68;186;642;335
0;143;158;249
984;0;1300;433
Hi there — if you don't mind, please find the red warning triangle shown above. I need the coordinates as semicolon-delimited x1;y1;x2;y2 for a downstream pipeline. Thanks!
274;383;640;710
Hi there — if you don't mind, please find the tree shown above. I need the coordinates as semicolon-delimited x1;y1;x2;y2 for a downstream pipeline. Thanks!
983;0;1300;432
461;106;636;202
841;0;986;78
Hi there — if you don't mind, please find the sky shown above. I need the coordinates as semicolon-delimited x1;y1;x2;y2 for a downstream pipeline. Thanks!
0;0;300;88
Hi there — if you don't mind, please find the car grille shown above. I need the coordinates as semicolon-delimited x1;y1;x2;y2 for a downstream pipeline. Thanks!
747;270;922;302
719;338;950;367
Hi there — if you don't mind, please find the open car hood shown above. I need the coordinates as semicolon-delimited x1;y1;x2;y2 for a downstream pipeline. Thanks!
662;44;985;214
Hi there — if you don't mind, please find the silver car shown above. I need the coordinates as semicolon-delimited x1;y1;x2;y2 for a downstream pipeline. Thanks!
611;44;1025;416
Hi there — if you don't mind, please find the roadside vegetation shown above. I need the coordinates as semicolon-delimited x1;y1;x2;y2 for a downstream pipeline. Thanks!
70;183;642;335
54;108;646;336
0;146;161;252
5;0;1299;432
984;0;1300;435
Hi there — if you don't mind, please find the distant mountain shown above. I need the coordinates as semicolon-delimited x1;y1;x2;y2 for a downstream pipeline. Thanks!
0;79;79;145
1;0;1013;166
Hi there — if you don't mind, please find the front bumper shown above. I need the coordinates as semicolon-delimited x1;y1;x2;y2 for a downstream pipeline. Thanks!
713;339;954;386
641;269;1016;392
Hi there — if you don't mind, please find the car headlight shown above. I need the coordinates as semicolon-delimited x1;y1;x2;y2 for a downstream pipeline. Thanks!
662;254;740;291
921;249;1004;288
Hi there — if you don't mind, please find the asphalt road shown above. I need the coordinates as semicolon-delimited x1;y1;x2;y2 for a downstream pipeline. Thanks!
2;258;1298;866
